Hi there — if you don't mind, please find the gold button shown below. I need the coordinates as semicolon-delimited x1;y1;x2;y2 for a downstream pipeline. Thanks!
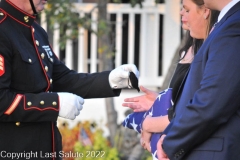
50;79;53;84
0;12;4;16
27;102;32;106
32;28;35;33
36;40;39;46
28;59;32;63
40;101;44;105
24;16;29;22
52;101;57;106
41;53;45;59
16;122;20;126
50;58;53;62
45;66;48;72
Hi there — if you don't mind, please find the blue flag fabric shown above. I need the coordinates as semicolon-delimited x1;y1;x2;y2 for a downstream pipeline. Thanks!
122;88;173;160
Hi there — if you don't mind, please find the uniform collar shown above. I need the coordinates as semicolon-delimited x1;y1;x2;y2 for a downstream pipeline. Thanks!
0;0;36;27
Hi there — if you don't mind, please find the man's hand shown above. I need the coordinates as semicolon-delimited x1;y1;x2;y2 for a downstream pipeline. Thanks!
57;92;84;120
157;134;169;160
109;64;139;89
122;86;158;112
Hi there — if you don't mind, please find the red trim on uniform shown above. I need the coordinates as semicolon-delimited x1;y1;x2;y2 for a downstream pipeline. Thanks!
0;55;5;76
23;96;59;111
31;26;51;92
3;1;35;27
51;123;55;160
0;9;7;23
6;0;35;18
24;106;59;111
4;94;23;115
5;13;31;27
34;20;40;25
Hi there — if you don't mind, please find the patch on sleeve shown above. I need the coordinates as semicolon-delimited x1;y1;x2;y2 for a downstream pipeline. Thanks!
0;55;5;76
4;94;23;115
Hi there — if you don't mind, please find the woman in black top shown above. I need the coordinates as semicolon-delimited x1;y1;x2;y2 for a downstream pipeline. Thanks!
122;5;219;151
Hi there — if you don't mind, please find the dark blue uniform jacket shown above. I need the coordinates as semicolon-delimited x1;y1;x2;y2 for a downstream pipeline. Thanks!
0;0;120;159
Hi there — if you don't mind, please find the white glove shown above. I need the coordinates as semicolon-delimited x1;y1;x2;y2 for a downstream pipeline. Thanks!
57;92;84;120
109;64;140;89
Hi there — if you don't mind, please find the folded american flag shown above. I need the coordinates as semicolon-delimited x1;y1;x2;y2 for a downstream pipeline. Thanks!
122;88;173;160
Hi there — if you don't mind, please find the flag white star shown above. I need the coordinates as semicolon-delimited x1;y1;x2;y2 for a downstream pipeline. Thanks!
130;118;138;132
123;114;130;127
157;94;162;101
148;107;153;117
152;150;158;160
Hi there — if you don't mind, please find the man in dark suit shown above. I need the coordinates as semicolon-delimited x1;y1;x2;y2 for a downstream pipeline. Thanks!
0;0;139;159
157;0;240;159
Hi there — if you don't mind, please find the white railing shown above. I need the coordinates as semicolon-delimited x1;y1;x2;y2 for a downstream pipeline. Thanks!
41;0;181;89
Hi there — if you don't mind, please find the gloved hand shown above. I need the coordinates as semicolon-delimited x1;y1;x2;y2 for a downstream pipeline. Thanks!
109;64;139;89
57;92;84;120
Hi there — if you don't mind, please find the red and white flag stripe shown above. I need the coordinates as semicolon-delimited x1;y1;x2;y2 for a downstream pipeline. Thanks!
0;55;5;76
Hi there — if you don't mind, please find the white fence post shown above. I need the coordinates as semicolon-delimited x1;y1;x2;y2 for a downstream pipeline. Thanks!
127;13;135;64
90;10;98;73
162;0;181;79
139;9;160;86
65;29;73;69
115;12;123;67
53;23;60;58
78;12;88;72
41;11;47;31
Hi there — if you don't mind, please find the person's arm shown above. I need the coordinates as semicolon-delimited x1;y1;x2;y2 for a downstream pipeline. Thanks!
52;62;121;98
140;115;169;153
51;54;139;98
142;115;169;133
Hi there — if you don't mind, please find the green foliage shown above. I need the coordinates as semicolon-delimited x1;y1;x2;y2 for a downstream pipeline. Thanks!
59;121;120;160
129;0;143;8
143;150;153;160
45;0;94;49
74;129;120;160
97;19;110;36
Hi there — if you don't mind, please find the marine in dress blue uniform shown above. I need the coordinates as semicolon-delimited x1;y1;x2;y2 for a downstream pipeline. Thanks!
0;0;139;159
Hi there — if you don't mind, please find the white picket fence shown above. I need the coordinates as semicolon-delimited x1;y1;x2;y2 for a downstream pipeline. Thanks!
41;0;181;127
41;0;181;88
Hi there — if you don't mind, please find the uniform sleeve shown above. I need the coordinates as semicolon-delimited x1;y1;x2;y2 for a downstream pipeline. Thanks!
0;30;59;122
51;55;121;99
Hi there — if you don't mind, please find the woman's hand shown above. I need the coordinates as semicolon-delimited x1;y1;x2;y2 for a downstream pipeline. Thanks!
122;86;158;112
140;128;152;152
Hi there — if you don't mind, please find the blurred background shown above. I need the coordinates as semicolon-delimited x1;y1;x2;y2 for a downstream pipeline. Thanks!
40;0;183;159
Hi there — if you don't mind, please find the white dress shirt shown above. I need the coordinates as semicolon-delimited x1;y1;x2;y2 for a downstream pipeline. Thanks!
218;0;240;22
